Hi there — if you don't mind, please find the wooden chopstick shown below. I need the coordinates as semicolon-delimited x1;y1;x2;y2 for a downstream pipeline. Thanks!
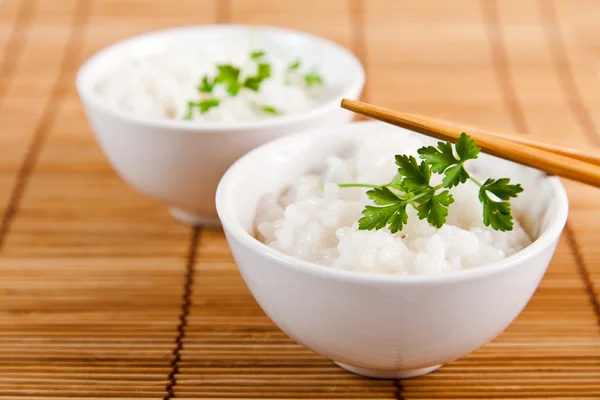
341;98;600;189
469;126;600;167
342;98;600;165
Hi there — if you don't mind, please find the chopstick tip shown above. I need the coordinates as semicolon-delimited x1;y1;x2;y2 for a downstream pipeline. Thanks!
341;98;360;111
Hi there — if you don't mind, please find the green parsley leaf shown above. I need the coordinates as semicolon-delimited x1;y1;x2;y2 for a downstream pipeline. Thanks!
184;104;194;120
198;76;214;93
479;190;513;232
387;206;410;233
243;63;272;92
216;65;240;81
184;99;220;119
366;186;402;205
480;178;523;200
261;106;279;115
304;72;323;87
359;204;408;233
417;141;456;173
415;190;454;228
197;98;220;113
395;155;431;193
243;77;261;91
250;50;265;59
455;132;481;161
442;164;470;188
418;132;480;188
257;63;271;79
215;65;241;96
289;60;301;71
358;187;409;233
478;178;521;232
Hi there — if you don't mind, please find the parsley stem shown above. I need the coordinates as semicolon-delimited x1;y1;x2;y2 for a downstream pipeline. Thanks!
338;182;445;204
402;183;445;204
469;176;483;187
338;183;380;189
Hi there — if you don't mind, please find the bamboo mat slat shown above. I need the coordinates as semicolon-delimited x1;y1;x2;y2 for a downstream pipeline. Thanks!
0;0;599;399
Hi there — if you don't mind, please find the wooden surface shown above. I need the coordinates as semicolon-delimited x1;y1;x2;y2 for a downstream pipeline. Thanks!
0;0;599;398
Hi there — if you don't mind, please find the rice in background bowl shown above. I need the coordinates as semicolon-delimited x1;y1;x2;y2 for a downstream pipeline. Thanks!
94;40;331;122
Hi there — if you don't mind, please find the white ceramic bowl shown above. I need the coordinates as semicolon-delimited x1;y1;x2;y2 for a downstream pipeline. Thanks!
76;25;364;226
216;121;568;379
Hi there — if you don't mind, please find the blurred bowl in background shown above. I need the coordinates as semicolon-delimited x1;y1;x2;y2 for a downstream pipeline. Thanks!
76;24;364;226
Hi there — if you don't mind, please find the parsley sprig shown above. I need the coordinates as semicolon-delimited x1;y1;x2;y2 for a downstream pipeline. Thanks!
185;50;276;119
184;50;325;120
184;99;220;120
285;60;324;88
243;63;271;91
304;71;323;87
339;133;523;232
214;65;243;96
260;105;279;115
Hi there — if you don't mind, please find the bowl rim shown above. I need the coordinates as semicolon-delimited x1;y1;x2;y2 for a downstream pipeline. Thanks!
75;24;365;133
216;120;570;285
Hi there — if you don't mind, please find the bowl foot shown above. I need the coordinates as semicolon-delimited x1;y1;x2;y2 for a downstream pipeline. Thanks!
335;362;442;379
169;208;221;227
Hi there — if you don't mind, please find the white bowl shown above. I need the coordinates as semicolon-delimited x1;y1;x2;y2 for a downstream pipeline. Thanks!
76;25;364;226
216;121;568;379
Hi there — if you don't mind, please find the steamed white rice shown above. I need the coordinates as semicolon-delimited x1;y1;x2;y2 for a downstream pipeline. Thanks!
94;45;327;122
254;132;532;276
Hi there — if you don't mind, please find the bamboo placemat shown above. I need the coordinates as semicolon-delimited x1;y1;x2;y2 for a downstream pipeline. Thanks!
0;0;599;398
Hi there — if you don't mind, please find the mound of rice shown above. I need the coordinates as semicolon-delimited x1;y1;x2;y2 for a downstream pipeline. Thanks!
94;44;327;122
254;132;532;276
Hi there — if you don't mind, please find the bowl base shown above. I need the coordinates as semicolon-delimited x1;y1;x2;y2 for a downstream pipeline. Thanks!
335;362;442;379
169;207;221;227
